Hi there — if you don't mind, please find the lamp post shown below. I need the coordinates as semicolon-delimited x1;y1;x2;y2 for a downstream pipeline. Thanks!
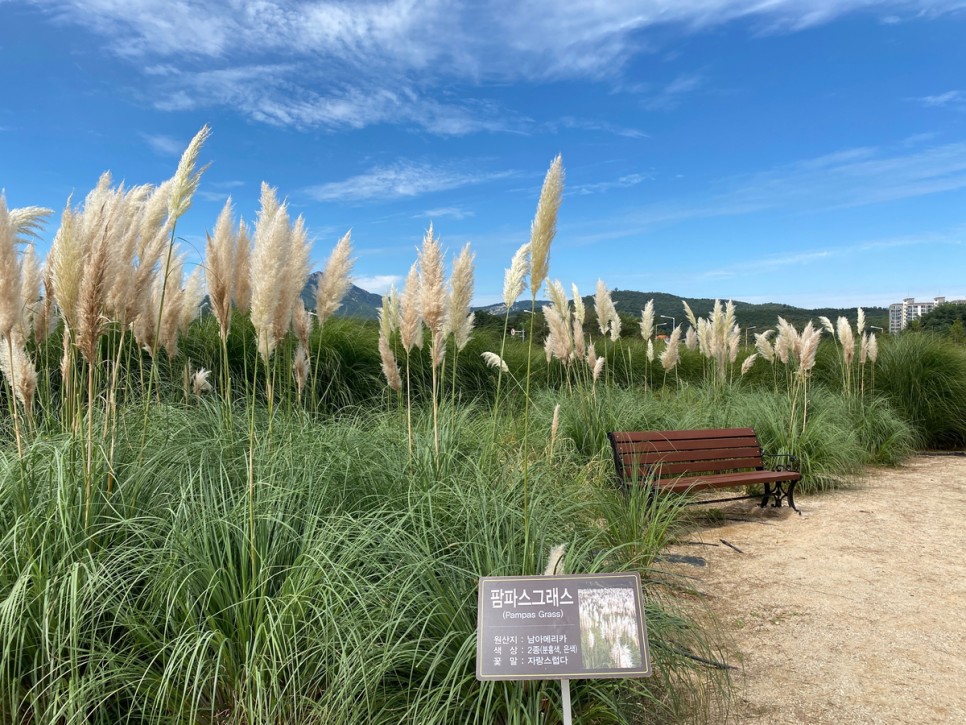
745;325;757;348
660;315;675;333
869;325;882;332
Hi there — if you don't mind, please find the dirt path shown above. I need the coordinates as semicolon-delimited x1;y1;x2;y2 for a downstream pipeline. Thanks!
661;455;966;724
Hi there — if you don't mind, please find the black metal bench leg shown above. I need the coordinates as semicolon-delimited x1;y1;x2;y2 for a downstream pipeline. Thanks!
760;483;772;509
787;481;801;515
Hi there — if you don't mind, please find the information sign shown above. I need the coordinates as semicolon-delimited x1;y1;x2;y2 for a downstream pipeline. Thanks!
477;572;651;681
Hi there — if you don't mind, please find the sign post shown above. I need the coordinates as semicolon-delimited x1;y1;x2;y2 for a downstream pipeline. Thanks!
477;572;651;720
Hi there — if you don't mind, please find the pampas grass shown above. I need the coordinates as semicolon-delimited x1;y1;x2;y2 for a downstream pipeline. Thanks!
503;242;529;309
528;155;564;298
315;231;354;327
482;351;510;373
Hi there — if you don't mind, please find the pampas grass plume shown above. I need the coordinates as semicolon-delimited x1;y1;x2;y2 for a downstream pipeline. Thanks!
0;333;37;409
191;367;212;395
529;155;564;297
0;197;23;338
167;125;211;221
315;231;354;327
640;299;654;340
740;353;758;376
543;543;567;576
418;224;446;336
447;242;475;350
399;262;423;352
205;197;236;339
482;351;510;373
503;242;530;309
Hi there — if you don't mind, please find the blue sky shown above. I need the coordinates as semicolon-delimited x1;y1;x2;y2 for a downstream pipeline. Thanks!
2;1;965;309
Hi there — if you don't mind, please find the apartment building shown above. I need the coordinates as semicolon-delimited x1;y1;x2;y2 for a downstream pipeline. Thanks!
889;296;966;334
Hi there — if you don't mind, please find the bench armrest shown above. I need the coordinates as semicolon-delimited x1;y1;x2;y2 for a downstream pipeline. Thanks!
761;453;799;472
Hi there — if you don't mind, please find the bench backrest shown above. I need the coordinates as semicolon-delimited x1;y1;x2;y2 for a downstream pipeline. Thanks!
608;428;764;482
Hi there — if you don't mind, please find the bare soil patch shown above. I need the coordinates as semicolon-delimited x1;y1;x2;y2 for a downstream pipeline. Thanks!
661;456;966;724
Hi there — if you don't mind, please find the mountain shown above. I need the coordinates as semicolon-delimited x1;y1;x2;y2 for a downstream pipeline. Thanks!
298;278;889;331
301;274;383;320
606;291;888;332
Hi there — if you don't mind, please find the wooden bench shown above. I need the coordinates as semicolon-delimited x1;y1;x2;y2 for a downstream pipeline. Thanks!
607;427;801;513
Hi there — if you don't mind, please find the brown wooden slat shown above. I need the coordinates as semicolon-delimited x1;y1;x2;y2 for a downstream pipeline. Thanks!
614;436;760;454
654;470;800;494
619;454;761;470
620;446;761;464
610;428;755;443
648;458;764;476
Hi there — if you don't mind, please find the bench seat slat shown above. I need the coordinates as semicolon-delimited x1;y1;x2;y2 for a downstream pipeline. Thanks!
615;437;760;454
654;470;801;494
611;428;755;443
620;446;763;465
647;458;766;476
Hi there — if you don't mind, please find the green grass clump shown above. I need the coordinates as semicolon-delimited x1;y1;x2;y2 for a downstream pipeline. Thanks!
0;403;731;724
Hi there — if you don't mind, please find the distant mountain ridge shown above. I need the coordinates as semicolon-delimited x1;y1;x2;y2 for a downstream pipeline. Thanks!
300;277;888;330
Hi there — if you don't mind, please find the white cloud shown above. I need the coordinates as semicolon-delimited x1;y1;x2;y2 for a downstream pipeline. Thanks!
420;207;475;220
31;1;966;132
571;172;652;196
354;274;402;295
565;141;966;246
141;132;187;156
305;162;513;202
915;90;966;110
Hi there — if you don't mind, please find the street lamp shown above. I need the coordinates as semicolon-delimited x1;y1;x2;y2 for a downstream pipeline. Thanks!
869;325;883;332
745;325;757;348
660;315;675;332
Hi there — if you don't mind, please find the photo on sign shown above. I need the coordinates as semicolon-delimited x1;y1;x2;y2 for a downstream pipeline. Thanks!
577;587;642;670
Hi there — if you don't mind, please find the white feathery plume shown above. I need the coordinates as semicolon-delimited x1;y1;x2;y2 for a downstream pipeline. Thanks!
639;299;654;340
818;316;835;336
315;231;354;327
482;351;510;373
418;224;446;338
378;291;396;340
292;301;313;349
550;403;560;453
0;197;25;338
728;323;740;363
205;197;237;339
571;283;586;359
646;338;654;362
276;214;311;344
856;308;866;337
529;155;564;297
740;353;758;376
660;324;683;371
233;220;252;314
503;242;529;309
685;326;698;350
167;125;211;222
191;367;212;395
592;356;605;382
399;262;423;352
0;332;37;409
586;342;598;373
249;182;289;362
682;300;697;328
594;279;611;336
378;334;402;392
8;205;53;243
543;543;567;576
860;333;869;366
754;330;776;362
798;322;821;377
837;316;855;367
293;343;311;395
868;333;878;364
446;242;475;351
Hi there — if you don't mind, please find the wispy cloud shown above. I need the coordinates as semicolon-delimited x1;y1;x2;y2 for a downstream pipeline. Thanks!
305;162;514;203
419;207;475;220
571;173;653;196
354;274;402;295
141;132;186;156
565;141;966;246
641;73;705;111
914;90;966;110
550;116;648;138
33;1;966;133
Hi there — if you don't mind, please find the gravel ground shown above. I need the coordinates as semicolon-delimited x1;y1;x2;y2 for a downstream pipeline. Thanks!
660;455;966;724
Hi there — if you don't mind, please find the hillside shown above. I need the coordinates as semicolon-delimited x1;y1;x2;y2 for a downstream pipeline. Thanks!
299;278;888;331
